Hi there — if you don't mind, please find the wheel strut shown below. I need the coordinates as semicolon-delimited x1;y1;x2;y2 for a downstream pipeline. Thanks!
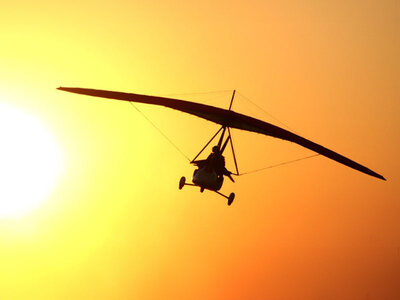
214;191;235;206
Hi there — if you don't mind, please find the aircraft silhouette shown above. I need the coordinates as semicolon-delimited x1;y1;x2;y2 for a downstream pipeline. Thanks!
58;87;385;206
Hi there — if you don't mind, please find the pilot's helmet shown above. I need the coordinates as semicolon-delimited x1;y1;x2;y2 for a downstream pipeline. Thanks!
212;146;220;153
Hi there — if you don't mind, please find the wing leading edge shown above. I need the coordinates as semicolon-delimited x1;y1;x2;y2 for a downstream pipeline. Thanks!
57;87;385;180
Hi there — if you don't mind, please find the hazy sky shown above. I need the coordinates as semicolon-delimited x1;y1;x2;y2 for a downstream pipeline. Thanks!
0;1;399;299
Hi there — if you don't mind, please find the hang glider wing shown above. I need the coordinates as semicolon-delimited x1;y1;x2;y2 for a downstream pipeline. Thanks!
57;87;385;180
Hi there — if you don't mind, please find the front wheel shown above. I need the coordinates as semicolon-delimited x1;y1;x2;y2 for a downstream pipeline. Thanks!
179;176;186;190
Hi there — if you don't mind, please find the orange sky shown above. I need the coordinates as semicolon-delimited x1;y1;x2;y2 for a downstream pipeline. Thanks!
0;0;399;299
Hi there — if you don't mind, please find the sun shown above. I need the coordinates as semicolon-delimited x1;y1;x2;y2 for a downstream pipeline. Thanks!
0;102;64;218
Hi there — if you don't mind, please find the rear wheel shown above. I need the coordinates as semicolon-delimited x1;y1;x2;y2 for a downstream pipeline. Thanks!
179;176;186;190
227;193;235;206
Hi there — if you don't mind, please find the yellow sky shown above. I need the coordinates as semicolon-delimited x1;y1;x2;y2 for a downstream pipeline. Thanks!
0;0;399;299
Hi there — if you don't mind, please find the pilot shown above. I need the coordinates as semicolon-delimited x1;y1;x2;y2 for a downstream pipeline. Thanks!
207;146;227;177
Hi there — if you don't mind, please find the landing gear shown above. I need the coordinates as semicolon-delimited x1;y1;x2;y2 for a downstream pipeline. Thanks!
227;193;235;206
214;191;235;206
179;176;186;189
179;176;196;190
179;176;235;206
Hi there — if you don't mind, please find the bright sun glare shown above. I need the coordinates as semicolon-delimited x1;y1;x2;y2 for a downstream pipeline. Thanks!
0;102;64;218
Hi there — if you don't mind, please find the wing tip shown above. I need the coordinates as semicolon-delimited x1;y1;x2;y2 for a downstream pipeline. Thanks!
373;173;386;181
57;87;79;94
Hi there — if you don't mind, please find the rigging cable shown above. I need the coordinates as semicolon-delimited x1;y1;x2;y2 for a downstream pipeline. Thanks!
128;90;232;163
129;102;191;162
162;89;232;97
236;91;295;132
234;91;319;175
239;154;320;176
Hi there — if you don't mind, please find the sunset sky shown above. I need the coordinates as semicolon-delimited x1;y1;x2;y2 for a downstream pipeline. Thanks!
0;0;399;299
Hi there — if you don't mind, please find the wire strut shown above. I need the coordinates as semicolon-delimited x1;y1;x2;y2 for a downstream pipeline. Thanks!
239;154;320;176
236;91;295;132
129;102;191;161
